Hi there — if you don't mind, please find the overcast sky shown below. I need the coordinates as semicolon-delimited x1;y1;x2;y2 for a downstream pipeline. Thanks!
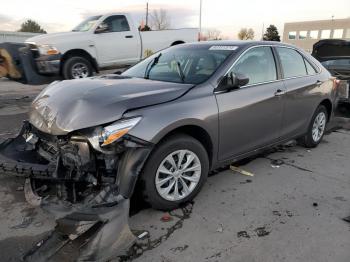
1;0;350;39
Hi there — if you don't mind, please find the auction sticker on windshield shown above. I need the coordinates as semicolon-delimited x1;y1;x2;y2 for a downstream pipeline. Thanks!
209;46;238;51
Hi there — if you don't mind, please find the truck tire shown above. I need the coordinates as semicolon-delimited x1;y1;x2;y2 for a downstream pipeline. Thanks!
62;56;93;79
140;134;209;211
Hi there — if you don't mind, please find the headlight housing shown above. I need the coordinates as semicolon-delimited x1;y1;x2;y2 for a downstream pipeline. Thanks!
99;117;142;147
37;44;60;55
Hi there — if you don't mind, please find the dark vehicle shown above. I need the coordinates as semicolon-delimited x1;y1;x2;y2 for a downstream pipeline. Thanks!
0;41;337;260
312;39;350;102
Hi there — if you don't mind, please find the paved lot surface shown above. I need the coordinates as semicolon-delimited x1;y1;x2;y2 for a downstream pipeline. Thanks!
0;77;349;262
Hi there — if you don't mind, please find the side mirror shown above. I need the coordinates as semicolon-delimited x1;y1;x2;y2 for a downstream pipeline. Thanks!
95;23;109;34
217;72;249;92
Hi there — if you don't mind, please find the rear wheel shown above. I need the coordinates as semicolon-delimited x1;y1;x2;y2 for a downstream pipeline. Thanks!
62;56;93;79
140;134;209;210
298;105;328;148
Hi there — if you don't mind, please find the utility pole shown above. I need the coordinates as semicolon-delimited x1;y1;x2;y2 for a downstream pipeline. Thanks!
199;0;202;41
146;2;149;27
261;23;265;40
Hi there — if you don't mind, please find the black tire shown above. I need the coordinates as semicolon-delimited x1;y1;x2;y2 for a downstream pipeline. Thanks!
298;105;328;148
140;134;209;211
62;56;93;79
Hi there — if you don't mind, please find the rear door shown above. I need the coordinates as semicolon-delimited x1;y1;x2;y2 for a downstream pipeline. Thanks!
275;47;322;139
94;15;140;66
215;46;286;161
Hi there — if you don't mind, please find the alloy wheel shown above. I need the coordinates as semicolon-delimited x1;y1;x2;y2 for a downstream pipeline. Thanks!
155;149;202;201
312;112;326;142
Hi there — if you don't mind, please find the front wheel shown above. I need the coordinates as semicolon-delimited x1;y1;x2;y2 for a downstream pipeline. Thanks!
298;105;328;148
140;134;209;210
62;56;93;79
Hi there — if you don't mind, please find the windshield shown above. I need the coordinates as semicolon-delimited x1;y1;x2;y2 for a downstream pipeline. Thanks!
72;15;102;32
122;45;237;84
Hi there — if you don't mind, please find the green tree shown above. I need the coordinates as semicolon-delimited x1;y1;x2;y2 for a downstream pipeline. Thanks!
18;19;46;33
263;25;280;41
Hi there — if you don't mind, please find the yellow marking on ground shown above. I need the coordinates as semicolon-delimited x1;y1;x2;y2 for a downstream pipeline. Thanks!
230;165;254;177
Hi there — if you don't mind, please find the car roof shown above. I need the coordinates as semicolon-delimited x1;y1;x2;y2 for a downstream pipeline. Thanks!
183;40;296;49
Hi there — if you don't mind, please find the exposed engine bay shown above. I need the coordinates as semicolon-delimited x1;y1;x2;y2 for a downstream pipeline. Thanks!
0;121;152;261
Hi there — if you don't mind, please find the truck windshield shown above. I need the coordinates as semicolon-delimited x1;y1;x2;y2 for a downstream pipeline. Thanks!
122;45;237;84
72;15;102;32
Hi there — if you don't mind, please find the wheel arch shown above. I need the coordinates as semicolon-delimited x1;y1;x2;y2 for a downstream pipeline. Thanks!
60;49;99;74
155;124;214;169
319;98;333;121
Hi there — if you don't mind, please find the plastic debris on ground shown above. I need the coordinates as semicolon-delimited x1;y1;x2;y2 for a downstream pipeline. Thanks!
270;159;284;168
160;213;173;222
137;231;149;240
342;216;350;223
216;224;224;233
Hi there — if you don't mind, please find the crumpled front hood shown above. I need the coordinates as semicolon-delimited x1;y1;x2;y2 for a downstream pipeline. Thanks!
29;75;193;135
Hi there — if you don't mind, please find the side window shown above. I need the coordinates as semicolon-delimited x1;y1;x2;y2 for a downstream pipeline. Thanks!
103;15;130;32
304;58;317;75
276;47;307;78
230;46;277;86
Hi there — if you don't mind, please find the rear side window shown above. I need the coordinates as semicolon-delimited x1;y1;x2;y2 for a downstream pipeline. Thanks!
230;46;277;86
304;59;317;75
103;15;130;32
276;47;307;78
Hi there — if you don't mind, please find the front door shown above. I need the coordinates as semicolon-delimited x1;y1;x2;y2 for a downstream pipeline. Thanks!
94;15;139;66
215;46;285;161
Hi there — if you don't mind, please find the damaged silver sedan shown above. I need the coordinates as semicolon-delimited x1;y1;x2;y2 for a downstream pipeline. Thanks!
0;41;337;261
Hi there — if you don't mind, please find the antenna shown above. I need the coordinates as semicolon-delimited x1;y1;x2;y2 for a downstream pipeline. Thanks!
199;0;202;41
146;2;149;27
261;23;265;40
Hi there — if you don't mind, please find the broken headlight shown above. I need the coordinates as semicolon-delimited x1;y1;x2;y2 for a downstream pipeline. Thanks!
99;117;142;147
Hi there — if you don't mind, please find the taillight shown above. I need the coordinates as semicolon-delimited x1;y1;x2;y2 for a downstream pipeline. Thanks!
333;78;340;90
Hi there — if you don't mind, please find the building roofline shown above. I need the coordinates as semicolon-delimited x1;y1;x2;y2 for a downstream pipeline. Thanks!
284;17;350;25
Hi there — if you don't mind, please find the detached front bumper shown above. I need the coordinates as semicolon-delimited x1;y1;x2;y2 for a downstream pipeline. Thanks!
0;121;153;261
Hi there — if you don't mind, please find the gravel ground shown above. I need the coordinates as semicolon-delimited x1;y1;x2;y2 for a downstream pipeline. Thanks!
0;77;349;262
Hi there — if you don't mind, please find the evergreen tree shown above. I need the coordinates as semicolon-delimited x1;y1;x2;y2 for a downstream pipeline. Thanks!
263;25;280;41
19;19;46;33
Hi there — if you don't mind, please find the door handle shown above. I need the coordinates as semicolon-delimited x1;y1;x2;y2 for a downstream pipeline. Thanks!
125;35;134;38
274;89;286;96
315;80;322;86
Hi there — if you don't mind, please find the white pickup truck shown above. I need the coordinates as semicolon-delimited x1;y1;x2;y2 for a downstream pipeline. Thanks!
25;13;198;79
